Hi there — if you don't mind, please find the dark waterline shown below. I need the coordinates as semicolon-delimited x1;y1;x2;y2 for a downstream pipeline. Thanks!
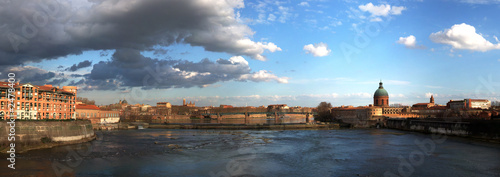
2;129;500;176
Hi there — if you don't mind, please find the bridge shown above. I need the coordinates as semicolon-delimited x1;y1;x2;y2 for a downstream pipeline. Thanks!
199;112;315;124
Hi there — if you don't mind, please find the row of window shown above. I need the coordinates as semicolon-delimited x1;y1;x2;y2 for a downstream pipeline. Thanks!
76;112;119;118
0;111;73;119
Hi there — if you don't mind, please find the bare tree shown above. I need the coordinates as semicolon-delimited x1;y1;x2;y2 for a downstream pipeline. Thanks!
316;102;333;122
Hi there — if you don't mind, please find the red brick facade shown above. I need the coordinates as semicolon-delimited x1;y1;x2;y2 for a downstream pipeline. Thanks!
374;96;389;107
0;82;77;120
75;104;120;124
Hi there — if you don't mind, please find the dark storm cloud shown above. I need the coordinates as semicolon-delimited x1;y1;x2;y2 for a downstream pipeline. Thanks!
3;66;56;85
82;49;257;90
69;73;89;78
46;78;68;86
68;78;85;86
0;0;280;66
65;60;92;71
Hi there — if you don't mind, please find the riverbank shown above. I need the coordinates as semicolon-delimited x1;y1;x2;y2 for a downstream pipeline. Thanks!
149;122;341;130
0;120;95;153
386;118;500;142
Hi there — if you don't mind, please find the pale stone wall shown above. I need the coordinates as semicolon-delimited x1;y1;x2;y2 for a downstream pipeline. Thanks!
0;120;94;145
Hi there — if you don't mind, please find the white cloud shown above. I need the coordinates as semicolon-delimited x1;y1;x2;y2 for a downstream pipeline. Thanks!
298;2;309;7
358;3;406;21
267;14;276;21
229;56;249;65
344;92;372;98
239;70;289;83
397;35;425;49
425;92;436;98
397;35;417;48
390;6;406;15
359;3;391;16
277;6;292;23
429;23;500;52
303;43;332;57
370;17;382;22
389;94;406;98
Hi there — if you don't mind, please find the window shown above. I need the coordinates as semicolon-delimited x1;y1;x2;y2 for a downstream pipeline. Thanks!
382;99;384;105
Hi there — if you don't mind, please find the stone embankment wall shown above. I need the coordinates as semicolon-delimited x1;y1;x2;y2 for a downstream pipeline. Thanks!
387;118;500;140
0;120;95;145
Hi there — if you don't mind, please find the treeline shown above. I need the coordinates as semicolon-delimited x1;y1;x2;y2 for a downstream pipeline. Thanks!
76;97;96;105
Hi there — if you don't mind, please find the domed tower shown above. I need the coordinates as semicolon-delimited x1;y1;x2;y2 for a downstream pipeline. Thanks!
374;80;389;107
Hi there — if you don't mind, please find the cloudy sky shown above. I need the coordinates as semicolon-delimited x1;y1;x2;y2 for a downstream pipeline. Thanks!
1;0;499;107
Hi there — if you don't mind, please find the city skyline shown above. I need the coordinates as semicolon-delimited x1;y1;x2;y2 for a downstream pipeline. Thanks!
1;0;499;107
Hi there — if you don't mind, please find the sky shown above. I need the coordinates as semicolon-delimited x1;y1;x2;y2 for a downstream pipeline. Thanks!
0;0;500;107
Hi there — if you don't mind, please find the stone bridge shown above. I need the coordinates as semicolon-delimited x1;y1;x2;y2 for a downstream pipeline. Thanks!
200;112;314;124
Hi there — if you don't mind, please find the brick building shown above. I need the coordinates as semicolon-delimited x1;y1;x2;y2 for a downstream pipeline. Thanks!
75;104;120;124
373;81;389;107
0;82;77;120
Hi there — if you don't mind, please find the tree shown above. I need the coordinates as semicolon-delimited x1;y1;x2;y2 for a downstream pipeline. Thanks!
316;102;333;122
77;97;96;105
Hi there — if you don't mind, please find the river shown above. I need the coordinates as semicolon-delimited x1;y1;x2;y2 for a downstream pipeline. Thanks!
1;128;500;176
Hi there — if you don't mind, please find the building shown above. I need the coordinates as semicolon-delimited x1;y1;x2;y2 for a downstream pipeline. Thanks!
466;99;491;109
157;102;172;108
156;102;172;118
267;104;289;112
412;95;436;110
141;104;152;112
447;99;491;110
331;105;383;127
373;81;389;107
75;104;120;124
182;98;195;107
0;82;77;120
220;105;234;108
447;100;466;110
330;81;409;127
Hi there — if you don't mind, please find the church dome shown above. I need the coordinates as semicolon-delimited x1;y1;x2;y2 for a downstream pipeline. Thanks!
374;81;388;97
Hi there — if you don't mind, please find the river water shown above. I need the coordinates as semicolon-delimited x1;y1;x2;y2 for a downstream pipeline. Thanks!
2;128;500;176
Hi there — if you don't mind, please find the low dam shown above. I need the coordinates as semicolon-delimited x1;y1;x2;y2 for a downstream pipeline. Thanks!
386;118;500;140
0;120;95;152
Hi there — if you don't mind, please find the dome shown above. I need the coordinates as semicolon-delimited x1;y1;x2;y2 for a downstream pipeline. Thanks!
374;81;388;97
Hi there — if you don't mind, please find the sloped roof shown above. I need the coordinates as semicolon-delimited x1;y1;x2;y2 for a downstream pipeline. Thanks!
76;104;100;110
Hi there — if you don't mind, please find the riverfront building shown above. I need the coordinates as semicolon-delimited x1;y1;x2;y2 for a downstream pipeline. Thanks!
373;81;389;107
447;99;491;110
331;81;407;127
0;82;77;120
75;104;120;124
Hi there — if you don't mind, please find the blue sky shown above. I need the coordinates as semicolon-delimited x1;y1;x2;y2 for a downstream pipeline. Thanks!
1;0;499;107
